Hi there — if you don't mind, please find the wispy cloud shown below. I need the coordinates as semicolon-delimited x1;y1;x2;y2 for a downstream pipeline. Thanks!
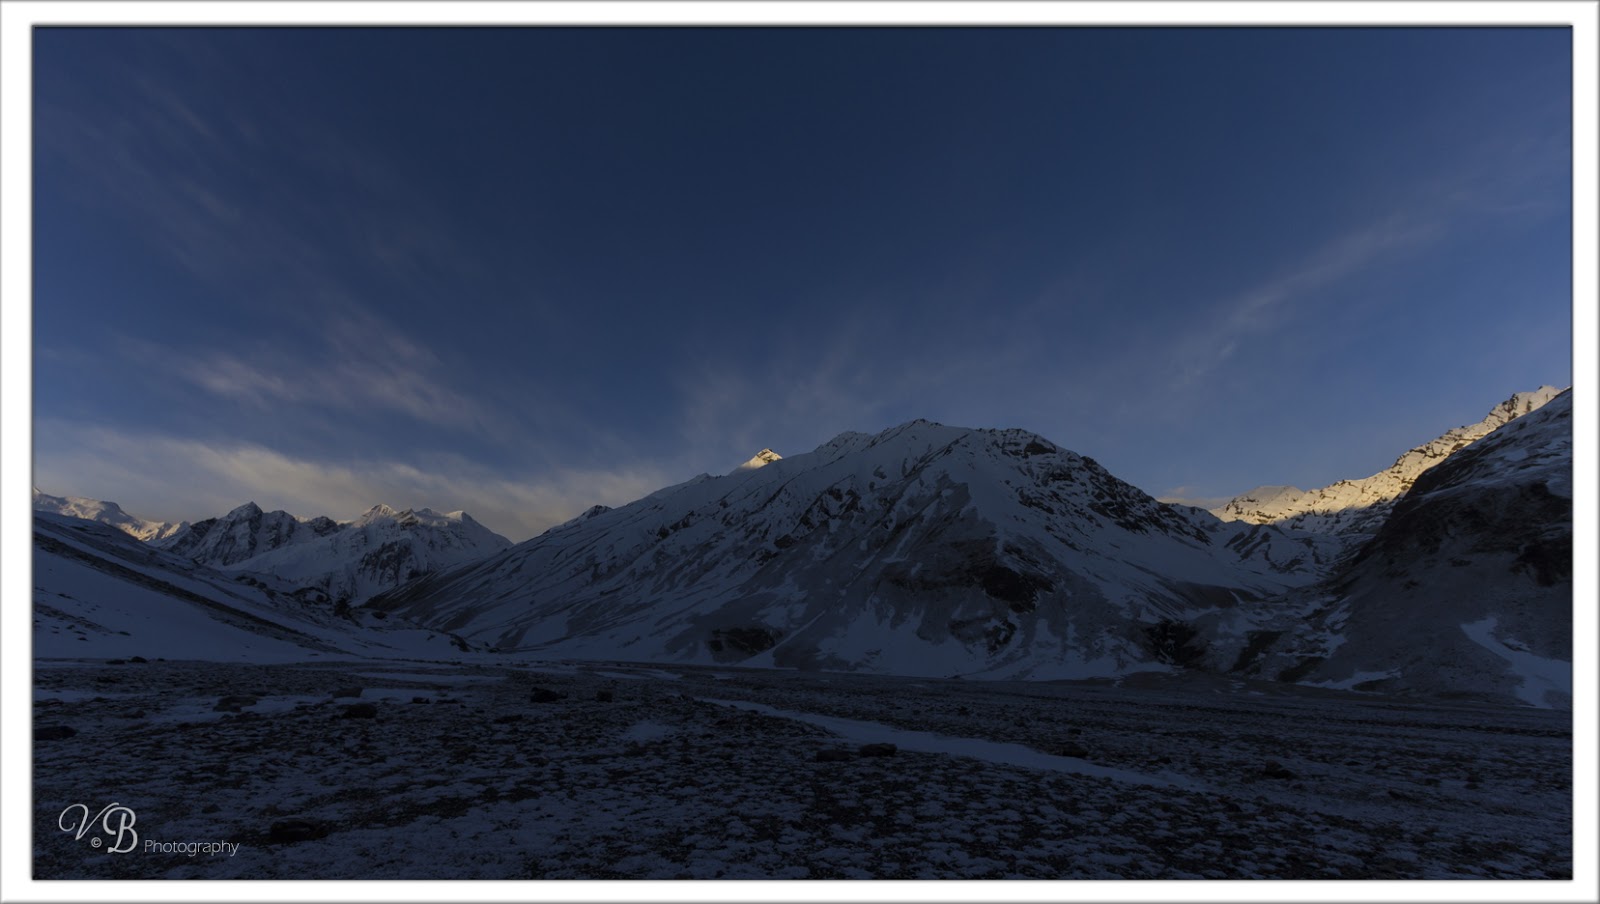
120;304;497;434
33;420;675;542
1169;211;1439;387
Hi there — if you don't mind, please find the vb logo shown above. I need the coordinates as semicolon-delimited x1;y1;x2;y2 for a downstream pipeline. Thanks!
58;803;138;854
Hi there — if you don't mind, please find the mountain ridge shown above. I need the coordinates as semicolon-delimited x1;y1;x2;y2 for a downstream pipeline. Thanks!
156;501;512;605
1211;386;1565;537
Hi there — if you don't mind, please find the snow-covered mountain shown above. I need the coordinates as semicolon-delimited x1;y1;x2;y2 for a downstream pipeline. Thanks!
32;487;188;542
1196;390;1573;707
1212;386;1564;538
160;502;511;605
33;510;469;661
373;421;1334;678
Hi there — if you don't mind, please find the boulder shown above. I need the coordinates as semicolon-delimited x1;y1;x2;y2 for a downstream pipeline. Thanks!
529;688;564;703
340;702;378;719
268;818;331;844
330;687;363;699
214;695;258;713
858;743;898;758
814;749;853;763
36;725;77;741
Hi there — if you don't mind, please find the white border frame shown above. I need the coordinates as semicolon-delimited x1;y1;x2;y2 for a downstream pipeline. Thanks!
3;3;1595;903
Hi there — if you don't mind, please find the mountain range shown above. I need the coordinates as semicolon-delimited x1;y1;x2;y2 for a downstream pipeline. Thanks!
32;488;189;542
33;387;1572;706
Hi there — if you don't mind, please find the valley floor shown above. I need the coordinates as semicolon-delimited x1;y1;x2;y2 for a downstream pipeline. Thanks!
32;658;1571;880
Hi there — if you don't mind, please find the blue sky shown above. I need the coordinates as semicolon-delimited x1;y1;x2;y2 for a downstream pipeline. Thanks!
32;27;1572;541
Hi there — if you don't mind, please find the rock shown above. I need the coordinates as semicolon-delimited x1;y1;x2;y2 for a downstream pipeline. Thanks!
858;743;897;758
340;702;378;719
596;689;615;703
128;656;148;664
268;818;331;844
1054;742;1090;759
815;749;853;763
331;687;363;699
493;714;523;724
411;697;430;704
36;725;77;741
529;688;564;703
106;659;126;665
1261;761;1296;779
213;695;258;713
624;742;648;757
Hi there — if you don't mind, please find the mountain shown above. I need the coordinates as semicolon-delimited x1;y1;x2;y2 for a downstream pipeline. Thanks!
33;510;469;661
160;502;511;605
32;488;188;542
1201;390;1573;707
1212;386;1564;538
372;421;1334;678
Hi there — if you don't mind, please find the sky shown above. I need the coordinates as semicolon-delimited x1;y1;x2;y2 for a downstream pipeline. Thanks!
31;27;1573;542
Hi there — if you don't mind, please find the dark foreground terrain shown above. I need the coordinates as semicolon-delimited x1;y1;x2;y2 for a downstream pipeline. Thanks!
34;658;1571;879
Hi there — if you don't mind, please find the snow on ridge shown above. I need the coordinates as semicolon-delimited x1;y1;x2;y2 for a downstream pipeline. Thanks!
1211;387;1568;535
155;498;513;605
32;487;189;543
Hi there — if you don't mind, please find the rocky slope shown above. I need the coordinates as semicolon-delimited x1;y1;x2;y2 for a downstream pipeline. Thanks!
33;510;467;661
1204;390;1573;706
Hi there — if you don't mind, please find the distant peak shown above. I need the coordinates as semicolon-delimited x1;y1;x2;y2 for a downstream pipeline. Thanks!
227;501;263;518
737;449;783;471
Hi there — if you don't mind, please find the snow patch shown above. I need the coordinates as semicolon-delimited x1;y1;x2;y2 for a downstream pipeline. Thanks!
1460;617;1571;708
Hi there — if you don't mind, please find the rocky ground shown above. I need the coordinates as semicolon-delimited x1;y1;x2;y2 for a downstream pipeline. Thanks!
32;657;1571;880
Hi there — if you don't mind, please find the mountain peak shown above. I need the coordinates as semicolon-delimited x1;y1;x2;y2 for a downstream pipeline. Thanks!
737;448;783;471
227;501;263;519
